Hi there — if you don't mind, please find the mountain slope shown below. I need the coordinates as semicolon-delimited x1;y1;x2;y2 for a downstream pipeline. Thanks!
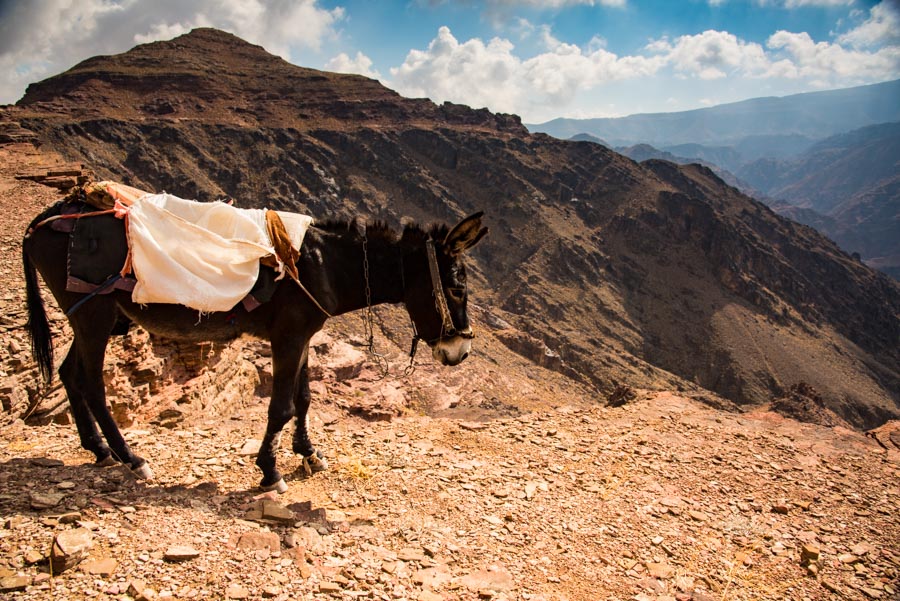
740;122;900;212
8;28;899;428
616;143;757;195
738;122;900;277
527;79;900;147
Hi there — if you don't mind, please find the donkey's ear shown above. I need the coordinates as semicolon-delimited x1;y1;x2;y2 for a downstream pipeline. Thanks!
445;211;488;256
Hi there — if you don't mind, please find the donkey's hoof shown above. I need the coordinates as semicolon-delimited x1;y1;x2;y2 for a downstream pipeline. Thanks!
96;456;119;467
303;451;328;474
260;478;288;494
131;462;154;480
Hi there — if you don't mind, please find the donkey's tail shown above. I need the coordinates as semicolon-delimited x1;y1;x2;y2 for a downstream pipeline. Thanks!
23;242;54;384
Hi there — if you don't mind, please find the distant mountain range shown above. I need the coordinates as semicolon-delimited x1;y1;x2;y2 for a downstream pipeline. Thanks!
536;81;900;278
528;79;900;150
741;122;900;277
614;122;900;278
615;143;762;199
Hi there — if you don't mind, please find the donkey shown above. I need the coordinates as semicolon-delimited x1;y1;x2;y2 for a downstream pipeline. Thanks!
23;201;487;492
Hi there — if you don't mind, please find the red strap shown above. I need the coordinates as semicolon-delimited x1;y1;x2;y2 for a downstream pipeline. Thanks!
27;208;118;237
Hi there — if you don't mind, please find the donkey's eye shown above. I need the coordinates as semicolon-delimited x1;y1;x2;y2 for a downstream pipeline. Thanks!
448;287;466;301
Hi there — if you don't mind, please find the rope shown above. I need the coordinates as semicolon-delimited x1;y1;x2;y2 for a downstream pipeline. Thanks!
25;208;117;238
286;270;333;318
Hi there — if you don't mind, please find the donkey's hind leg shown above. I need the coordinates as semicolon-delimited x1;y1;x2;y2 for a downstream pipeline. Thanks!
58;340;114;464
292;361;328;475
69;301;152;479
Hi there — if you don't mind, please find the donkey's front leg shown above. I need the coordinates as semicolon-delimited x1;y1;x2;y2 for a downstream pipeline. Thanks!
256;338;305;493
292;361;328;475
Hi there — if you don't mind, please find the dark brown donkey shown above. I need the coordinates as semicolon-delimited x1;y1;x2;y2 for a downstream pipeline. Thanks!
23;201;487;492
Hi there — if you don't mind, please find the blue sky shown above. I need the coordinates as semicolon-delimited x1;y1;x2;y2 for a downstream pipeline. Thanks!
1;0;898;122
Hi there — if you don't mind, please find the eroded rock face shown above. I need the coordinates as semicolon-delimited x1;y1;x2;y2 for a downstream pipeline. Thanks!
770;382;852;428
866;420;900;459
22;326;261;429
495;329;562;371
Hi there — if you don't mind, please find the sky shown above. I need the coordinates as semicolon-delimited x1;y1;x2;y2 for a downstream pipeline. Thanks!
0;0;898;123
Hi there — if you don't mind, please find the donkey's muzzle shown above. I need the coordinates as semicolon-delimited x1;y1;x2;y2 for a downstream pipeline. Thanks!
432;334;473;366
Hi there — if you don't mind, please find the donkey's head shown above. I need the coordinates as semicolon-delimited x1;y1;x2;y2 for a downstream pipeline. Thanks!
404;212;488;366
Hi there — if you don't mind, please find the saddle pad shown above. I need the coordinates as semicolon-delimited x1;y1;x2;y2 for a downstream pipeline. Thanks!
68;206;129;286
127;193;311;312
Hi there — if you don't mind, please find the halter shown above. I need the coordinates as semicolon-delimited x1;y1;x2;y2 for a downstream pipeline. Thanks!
425;239;461;340
360;232;472;377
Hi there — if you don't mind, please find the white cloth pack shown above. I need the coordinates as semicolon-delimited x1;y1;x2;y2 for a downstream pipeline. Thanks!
126;192;312;312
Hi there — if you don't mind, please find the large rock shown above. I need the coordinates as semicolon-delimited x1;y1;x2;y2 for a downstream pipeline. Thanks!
310;333;366;382
50;528;93;573
495;329;563;370
234;531;281;552
459;565;515;592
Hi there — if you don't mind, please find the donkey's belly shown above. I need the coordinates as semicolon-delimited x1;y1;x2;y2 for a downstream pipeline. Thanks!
115;295;268;343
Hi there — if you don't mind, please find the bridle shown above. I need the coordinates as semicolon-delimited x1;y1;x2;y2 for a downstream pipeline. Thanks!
424;239;474;342
358;230;473;377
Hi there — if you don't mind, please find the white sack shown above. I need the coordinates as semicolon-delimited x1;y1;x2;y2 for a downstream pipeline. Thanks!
127;193;311;312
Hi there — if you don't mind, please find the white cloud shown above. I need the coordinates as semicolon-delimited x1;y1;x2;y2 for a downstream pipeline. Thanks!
652;30;771;79
388;26;663;119
325;51;382;79
389;27;526;113
837;1;900;48
388;22;900;121
510;17;537;40
767;29;900;84
0;0;345;104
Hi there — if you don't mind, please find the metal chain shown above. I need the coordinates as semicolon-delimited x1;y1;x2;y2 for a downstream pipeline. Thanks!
399;250;419;377
403;337;419;377
362;229;389;378
360;228;422;380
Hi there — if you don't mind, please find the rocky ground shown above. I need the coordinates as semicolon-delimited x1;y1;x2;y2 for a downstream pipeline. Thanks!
0;391;898;601
1;142;898;601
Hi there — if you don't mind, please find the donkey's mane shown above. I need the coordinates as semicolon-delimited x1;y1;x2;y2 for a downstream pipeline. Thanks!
316;218;450;246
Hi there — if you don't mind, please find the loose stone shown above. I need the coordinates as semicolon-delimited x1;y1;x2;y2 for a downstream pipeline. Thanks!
0;576;31;593
50;528;94;573
82;557;118;576
164;545;201;562
225;584;250;599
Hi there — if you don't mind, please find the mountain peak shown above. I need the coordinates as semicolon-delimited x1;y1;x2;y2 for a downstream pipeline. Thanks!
17;27;525;134
17;27;395;128
171;26;256;44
